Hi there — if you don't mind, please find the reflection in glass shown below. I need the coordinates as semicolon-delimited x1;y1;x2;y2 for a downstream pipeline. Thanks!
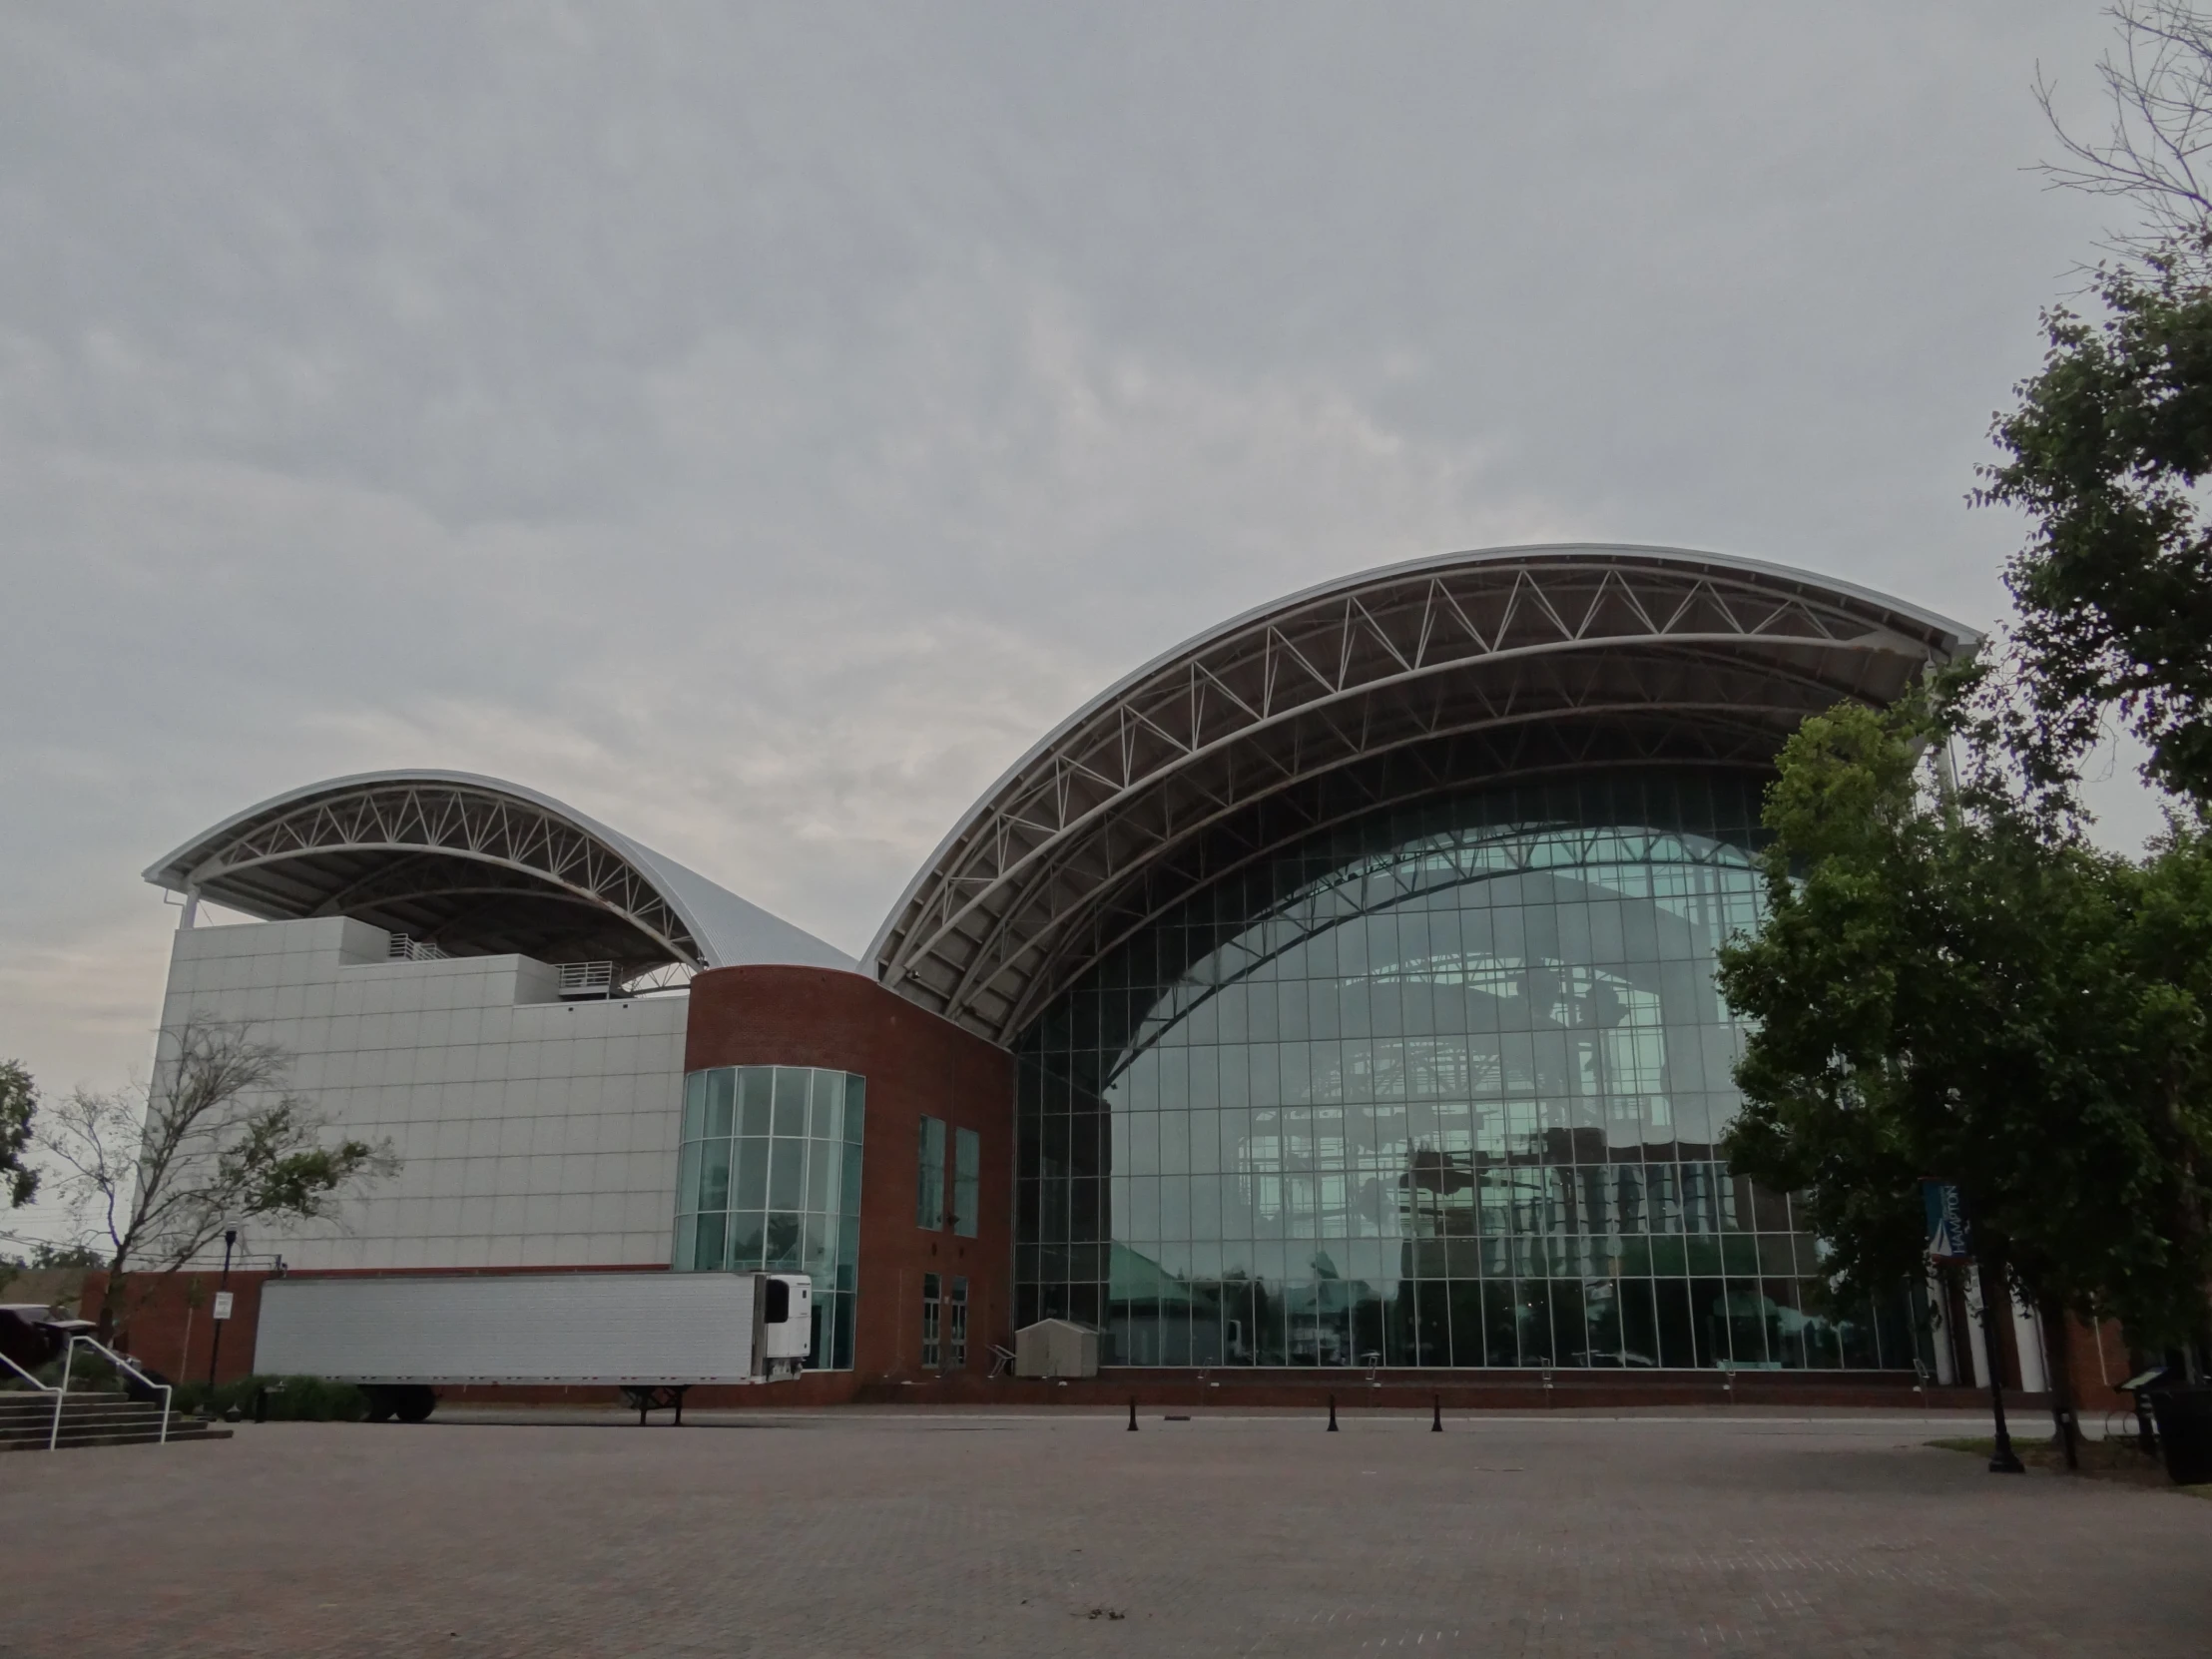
1014;772;1928;1371
673;1064;865;1369
954;1127;981;1239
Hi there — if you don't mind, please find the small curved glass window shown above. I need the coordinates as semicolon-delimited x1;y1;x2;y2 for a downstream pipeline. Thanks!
676;1065;864;1371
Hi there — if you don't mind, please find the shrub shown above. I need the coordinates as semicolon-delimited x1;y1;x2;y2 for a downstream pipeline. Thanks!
170;1374;367;1421
7;1349;123;1392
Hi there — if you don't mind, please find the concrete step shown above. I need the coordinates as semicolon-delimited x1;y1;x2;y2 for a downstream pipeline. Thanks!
0;1401;167;1425
0;1393;232;1451
0;1412;233;1451
0;1423;233;1452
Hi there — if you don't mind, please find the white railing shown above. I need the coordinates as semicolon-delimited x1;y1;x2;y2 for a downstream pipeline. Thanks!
557;960;615;997
387;932;449;961
1;1350;64;1450
52;1335;171;1449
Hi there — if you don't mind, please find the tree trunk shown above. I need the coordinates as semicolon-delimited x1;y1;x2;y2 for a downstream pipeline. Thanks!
2038;1290;2081;1470
2164;1078;2211;1368
94;1259;124;1342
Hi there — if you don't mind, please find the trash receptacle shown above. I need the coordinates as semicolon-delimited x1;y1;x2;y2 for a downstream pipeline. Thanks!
2146;1385;2212;1485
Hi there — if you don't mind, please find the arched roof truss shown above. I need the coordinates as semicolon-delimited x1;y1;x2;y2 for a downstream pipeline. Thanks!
146;774;705;978
871;544;1974;1044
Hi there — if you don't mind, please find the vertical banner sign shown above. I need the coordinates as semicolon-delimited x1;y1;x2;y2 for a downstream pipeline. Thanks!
212;1291;235;1322
1920;1180;1972;1263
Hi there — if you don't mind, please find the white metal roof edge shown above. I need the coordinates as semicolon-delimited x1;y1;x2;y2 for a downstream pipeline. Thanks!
143;768;855;973
864;542;1980;968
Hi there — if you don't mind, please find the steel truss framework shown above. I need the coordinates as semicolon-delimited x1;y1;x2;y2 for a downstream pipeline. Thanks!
1098;814;1762;1088
872;545;1974;1045
146;777;706;981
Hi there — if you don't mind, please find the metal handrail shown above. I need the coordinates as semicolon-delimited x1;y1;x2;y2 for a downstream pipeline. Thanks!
557;960;616;997
0;1350;54;1390
54;1334;171;1449
1;1350;66;1452
387;932;449;962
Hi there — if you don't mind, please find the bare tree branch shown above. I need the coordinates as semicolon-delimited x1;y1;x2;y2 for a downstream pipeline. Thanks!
35;1020;398;1338
2037;3;2212;265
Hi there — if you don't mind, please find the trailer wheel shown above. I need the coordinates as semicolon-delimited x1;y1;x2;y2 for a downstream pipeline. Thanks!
361;1386;397;1424
394;1384;437;1423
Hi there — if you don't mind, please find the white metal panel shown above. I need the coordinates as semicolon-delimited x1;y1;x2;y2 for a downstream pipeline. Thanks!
257;1272;760;1384
1015;1318;1097;1379
761;1275;812;1363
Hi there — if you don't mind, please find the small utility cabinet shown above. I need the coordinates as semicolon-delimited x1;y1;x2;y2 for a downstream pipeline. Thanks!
255;1270;813;1423
1013;1318;1100;1379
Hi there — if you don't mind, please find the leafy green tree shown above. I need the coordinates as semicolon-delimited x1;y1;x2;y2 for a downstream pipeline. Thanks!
0;1059;36;1209
1983;3;2212;801
1716;698;2212;1357
1978;255;2212;801
2;1240;104;1269
1727;7;2212;1435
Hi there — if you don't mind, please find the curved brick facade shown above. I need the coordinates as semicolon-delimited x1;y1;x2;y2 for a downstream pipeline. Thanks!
683;964;1015;1399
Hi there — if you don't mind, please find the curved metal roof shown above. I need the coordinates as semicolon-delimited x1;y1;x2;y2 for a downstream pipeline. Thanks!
145;771;854;981
871;542;1976;1044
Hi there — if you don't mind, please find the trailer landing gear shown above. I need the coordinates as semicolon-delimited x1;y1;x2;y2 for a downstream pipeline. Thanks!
619;1385;690;1425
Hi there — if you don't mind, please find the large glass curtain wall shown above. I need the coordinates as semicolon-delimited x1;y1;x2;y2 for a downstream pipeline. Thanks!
1014;772;1927;1372
674;1065;864;1370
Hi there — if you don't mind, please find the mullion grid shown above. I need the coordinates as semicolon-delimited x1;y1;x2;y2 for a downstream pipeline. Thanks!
673;1063;865;1370
1014;773;1907;1372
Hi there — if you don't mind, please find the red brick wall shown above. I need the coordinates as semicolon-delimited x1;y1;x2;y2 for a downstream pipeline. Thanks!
2062;1314;2134;1413
683;964;1016;1395
81;1270;271;1385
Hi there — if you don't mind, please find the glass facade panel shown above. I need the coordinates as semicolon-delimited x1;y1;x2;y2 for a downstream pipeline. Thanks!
672;1064;865;1369
953;1126;981;1239
917;1115;947;1230
1012;771;1914;1370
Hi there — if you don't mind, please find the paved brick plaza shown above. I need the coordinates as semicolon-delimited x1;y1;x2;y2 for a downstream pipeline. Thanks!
5;1407;2207;1657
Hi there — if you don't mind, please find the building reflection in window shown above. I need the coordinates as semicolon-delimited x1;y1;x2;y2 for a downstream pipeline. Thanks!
1014;772;1930;1372
674;1064;864;1370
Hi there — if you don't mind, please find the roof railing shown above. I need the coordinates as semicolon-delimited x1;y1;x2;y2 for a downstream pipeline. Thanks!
387;932;449;962
557;961;616;999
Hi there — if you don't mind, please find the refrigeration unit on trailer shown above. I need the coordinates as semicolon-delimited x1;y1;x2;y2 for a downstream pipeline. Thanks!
255;1270;813;1422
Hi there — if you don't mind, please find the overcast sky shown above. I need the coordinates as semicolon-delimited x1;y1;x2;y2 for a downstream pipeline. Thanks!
0;3;2163;1122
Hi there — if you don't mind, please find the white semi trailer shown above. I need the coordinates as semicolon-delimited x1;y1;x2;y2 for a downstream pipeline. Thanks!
255;1270;812;1422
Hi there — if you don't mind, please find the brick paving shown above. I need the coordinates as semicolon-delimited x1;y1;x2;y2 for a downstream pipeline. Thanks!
3;1407;2206;1657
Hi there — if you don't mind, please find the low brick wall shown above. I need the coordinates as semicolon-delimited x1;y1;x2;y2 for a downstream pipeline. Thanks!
852;1369;2043;1412
80;1270;271;1384
60;1268;2121;1420
408;1366;2052;1415
331;1367;2034;1414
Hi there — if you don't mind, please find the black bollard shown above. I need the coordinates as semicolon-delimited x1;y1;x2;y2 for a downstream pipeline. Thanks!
1327;1392;1339;1431
254;1385;270;1425
1128;1395;1139;1431
1431;1392;1442;1432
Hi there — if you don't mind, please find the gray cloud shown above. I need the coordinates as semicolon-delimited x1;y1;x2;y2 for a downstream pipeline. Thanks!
0;1;2157;1128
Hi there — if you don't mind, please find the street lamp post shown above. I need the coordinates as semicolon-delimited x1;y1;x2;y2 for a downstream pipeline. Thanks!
204;1229;238;1396
1922;1178;2022;1475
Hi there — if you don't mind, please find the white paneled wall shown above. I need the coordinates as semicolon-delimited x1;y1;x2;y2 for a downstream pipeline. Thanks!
157;916;687;1270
